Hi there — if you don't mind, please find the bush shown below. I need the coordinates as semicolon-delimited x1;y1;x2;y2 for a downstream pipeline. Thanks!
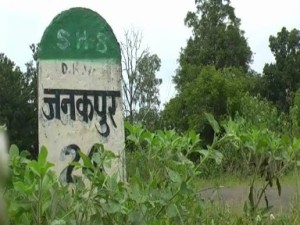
4;124;222;224
5;122;300;224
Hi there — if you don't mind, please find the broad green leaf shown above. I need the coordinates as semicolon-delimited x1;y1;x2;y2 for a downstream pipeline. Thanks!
166;168;182;183
41;162;55;177
180;181;190;195
128;211;146;225
198;150;209;157
13;181;32;194
38;146;48;167
27;161;41;177
166;204;177;218
102;199;122;214
9;144;19;158
209;150;223;165
42;198;52;213
128;183;147;204
70;162;81;167
41;173;55;191
79;150;93;169
205;113;220;134
50;220;67;225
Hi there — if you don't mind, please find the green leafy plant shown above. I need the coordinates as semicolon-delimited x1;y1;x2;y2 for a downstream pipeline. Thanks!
125;122;222;224
4;124;224;224
5;145;59;224
8;121;300;224
213;116;300;218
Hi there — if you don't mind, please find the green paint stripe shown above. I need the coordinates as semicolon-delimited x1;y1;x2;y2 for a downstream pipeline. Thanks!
38;7;121;61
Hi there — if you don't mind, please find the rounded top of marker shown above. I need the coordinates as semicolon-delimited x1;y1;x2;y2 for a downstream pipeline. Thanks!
38;7;121;62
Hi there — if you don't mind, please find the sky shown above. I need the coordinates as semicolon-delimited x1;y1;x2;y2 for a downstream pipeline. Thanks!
0;0;300;106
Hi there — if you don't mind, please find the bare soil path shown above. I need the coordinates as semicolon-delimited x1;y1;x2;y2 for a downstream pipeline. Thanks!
200;184;300;213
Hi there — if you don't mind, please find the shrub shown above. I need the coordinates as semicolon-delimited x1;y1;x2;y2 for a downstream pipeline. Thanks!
4;124;222;224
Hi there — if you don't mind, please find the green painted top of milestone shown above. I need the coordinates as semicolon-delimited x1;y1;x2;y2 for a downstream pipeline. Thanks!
38;7;120;62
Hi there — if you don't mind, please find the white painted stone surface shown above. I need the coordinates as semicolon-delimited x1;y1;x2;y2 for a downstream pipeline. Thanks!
38;60;125;182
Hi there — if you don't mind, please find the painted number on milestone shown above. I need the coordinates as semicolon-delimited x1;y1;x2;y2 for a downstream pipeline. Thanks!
57;29;107;53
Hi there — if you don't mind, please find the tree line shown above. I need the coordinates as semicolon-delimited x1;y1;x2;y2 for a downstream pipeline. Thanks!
1;0;300;156
162;0;300;145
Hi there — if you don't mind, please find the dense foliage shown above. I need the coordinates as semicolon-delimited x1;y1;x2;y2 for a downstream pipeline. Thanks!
161;0;300;150
3;121;300;224
163;66;257;136
4;123;221;224
0;54;37;157
262;27;300;112
162;0;260;145
173;0;252;90
1;0;300;223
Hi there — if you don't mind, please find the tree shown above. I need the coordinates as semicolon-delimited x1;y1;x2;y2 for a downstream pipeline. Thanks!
173;0;252;90
0;53;37;156
121;29;162;127
163;66;252;137
162;0;255;142
262;27;300;112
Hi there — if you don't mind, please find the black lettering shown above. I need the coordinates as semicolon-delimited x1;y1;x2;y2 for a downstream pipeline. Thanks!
62;63;68;74
60;143;105;183
94;93;109;137
108;95;118;128
42;89;61;120
42;88;121;137
61;93;75;120
72;63;79;74
60;144;80;183
76;94;94;123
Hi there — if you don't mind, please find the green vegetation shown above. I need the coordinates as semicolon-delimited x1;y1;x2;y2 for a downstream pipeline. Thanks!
121;29;162;130
4;124;215;224
0;53;37;157
1;0;300;224
3;121;300;224
262;27;300;112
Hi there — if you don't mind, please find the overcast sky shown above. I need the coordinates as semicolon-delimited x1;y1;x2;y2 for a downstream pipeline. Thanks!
1;0;300;105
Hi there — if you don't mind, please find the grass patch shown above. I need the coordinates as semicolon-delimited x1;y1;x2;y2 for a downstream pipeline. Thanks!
196;171;300;223
197;174;250;188
198;170;300;189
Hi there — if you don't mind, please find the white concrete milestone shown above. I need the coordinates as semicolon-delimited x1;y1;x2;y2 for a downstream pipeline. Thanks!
38;7;125;182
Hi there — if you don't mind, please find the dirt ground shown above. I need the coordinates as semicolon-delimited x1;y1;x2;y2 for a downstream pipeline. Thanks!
200;184;300;213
